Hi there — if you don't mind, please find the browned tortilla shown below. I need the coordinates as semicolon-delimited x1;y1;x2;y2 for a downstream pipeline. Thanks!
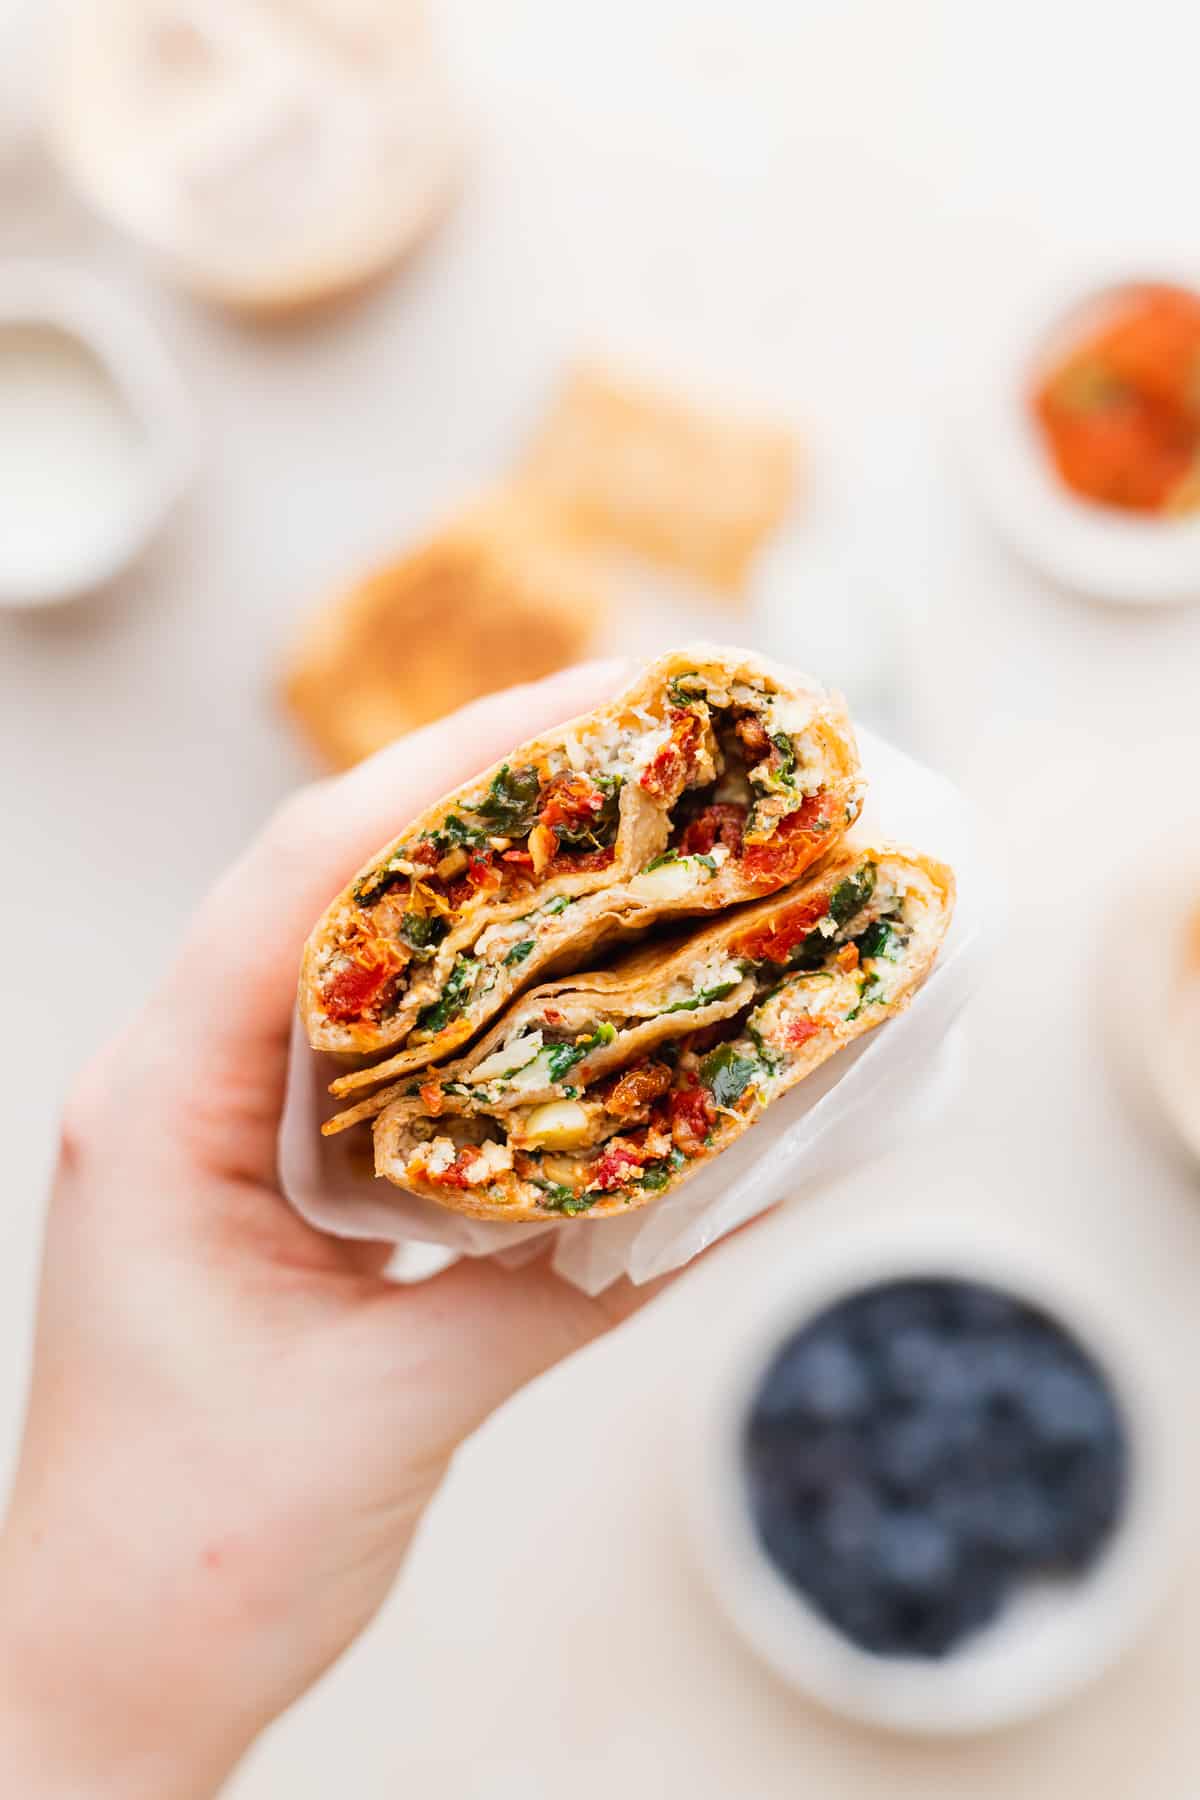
363;843;954;1220
300;645;864;1096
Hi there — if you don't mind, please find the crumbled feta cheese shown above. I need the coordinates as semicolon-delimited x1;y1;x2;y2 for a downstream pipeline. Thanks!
461;1141;513;1184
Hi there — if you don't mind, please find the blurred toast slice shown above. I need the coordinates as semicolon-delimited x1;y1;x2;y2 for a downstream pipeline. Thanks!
515;361;800;597
281;498;602;769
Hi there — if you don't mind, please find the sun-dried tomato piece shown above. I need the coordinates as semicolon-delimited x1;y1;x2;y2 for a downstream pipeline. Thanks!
547;845;615;877
604;1061;673;1120
734;713;770;758
322;956;395;1022
538;772;607;833
733;893;831;964
435;1146;483;1190
741;791;832;883
640;709;702;799
668;1082;716;1155
678;802;746;858
785;1016;823;1050
590;1137;653;1190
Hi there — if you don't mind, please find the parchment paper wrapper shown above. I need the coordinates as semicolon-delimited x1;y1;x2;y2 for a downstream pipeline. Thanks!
278;728;982;1294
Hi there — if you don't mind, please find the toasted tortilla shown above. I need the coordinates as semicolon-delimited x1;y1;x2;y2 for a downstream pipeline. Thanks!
300;645;864;1094
360;842;955;1220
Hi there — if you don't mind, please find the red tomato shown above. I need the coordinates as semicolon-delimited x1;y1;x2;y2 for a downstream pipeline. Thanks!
538;772;607;832
733;892;830;964
669;1084;715;1154
640;709;702;799
322;957;394;1022
591;1140;651;1190
678;803;746;858
741;792;832;883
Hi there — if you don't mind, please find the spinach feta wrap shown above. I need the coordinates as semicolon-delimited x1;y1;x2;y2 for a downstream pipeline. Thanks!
347;843;954;1221
301;645;864;1095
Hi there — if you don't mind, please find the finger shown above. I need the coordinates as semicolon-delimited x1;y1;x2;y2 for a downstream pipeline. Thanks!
144;659;630;1100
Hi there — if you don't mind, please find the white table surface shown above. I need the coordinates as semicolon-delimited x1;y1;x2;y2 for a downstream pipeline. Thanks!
4;2;1200;1794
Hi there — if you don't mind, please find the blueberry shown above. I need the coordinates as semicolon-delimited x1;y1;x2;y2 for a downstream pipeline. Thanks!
1046;1452;1127;1570
879;1325;943;1399
943;1477;1062;1561
811;1579;905;1655
820;1481;884;1560
871;1510;957;1596
956;1334;1038;1412
745;1422;865;1500
872;1410;955;1492
1023;1366;1118;1453
946;1283;1023;1333
897;1556;1012;1658
754;1333;873;1425
843;1280;946;1345
752;1490;822;1586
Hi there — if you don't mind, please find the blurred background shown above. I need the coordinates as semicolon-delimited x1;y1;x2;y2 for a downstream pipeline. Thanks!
3;1;1200;1794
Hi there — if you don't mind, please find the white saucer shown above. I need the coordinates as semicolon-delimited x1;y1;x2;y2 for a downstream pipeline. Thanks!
960;263;1200;607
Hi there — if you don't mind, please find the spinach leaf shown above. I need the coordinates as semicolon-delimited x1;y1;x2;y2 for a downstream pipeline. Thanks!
428;814;487;855
645;847;718;878
789;926;834;972
829;862;877;926
746;1022;783;1074
701;1042;761;1108
534;1180;597;1216
541;895;571;917
475;763;542;836
668;675;707;706
845;972;886;1022
854;918;901;961
639;1147;688;1190
770;731;797;788
353;859;407;907
399;913;449;959
504;939;536;967
542;1021;617;1083
415;956;478;1033
662;978;742;1016
554;774;623;851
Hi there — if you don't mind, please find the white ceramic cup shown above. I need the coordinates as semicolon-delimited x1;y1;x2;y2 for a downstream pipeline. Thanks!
0;261;192;609
680;1214;1181;1735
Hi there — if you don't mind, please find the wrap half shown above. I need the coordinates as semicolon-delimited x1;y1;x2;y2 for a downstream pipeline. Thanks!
302;646;864;1096
349;842;954;1220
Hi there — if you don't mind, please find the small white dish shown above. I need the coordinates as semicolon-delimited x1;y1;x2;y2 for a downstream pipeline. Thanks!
680;1215;1180;1735
960;262;1200;606
0;261;191;609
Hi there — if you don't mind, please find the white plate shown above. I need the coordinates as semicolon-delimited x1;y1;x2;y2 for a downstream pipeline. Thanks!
961;263;1200;607
680;1215;1180;1735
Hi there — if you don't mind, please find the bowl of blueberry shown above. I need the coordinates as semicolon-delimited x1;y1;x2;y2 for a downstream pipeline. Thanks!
684;1224;1177;1733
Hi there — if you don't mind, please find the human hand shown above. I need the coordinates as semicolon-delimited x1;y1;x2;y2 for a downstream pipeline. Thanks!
0;662;657;1799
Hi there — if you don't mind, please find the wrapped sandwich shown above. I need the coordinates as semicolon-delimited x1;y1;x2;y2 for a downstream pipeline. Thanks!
302;647;864;1098
332;844;954;1220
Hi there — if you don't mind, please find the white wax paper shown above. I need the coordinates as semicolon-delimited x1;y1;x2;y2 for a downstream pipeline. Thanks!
277;728;982;1295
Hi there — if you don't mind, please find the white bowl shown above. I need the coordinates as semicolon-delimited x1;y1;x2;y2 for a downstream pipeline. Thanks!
680;1216;1180;1735
960;263;1200;607
0;261;191;608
